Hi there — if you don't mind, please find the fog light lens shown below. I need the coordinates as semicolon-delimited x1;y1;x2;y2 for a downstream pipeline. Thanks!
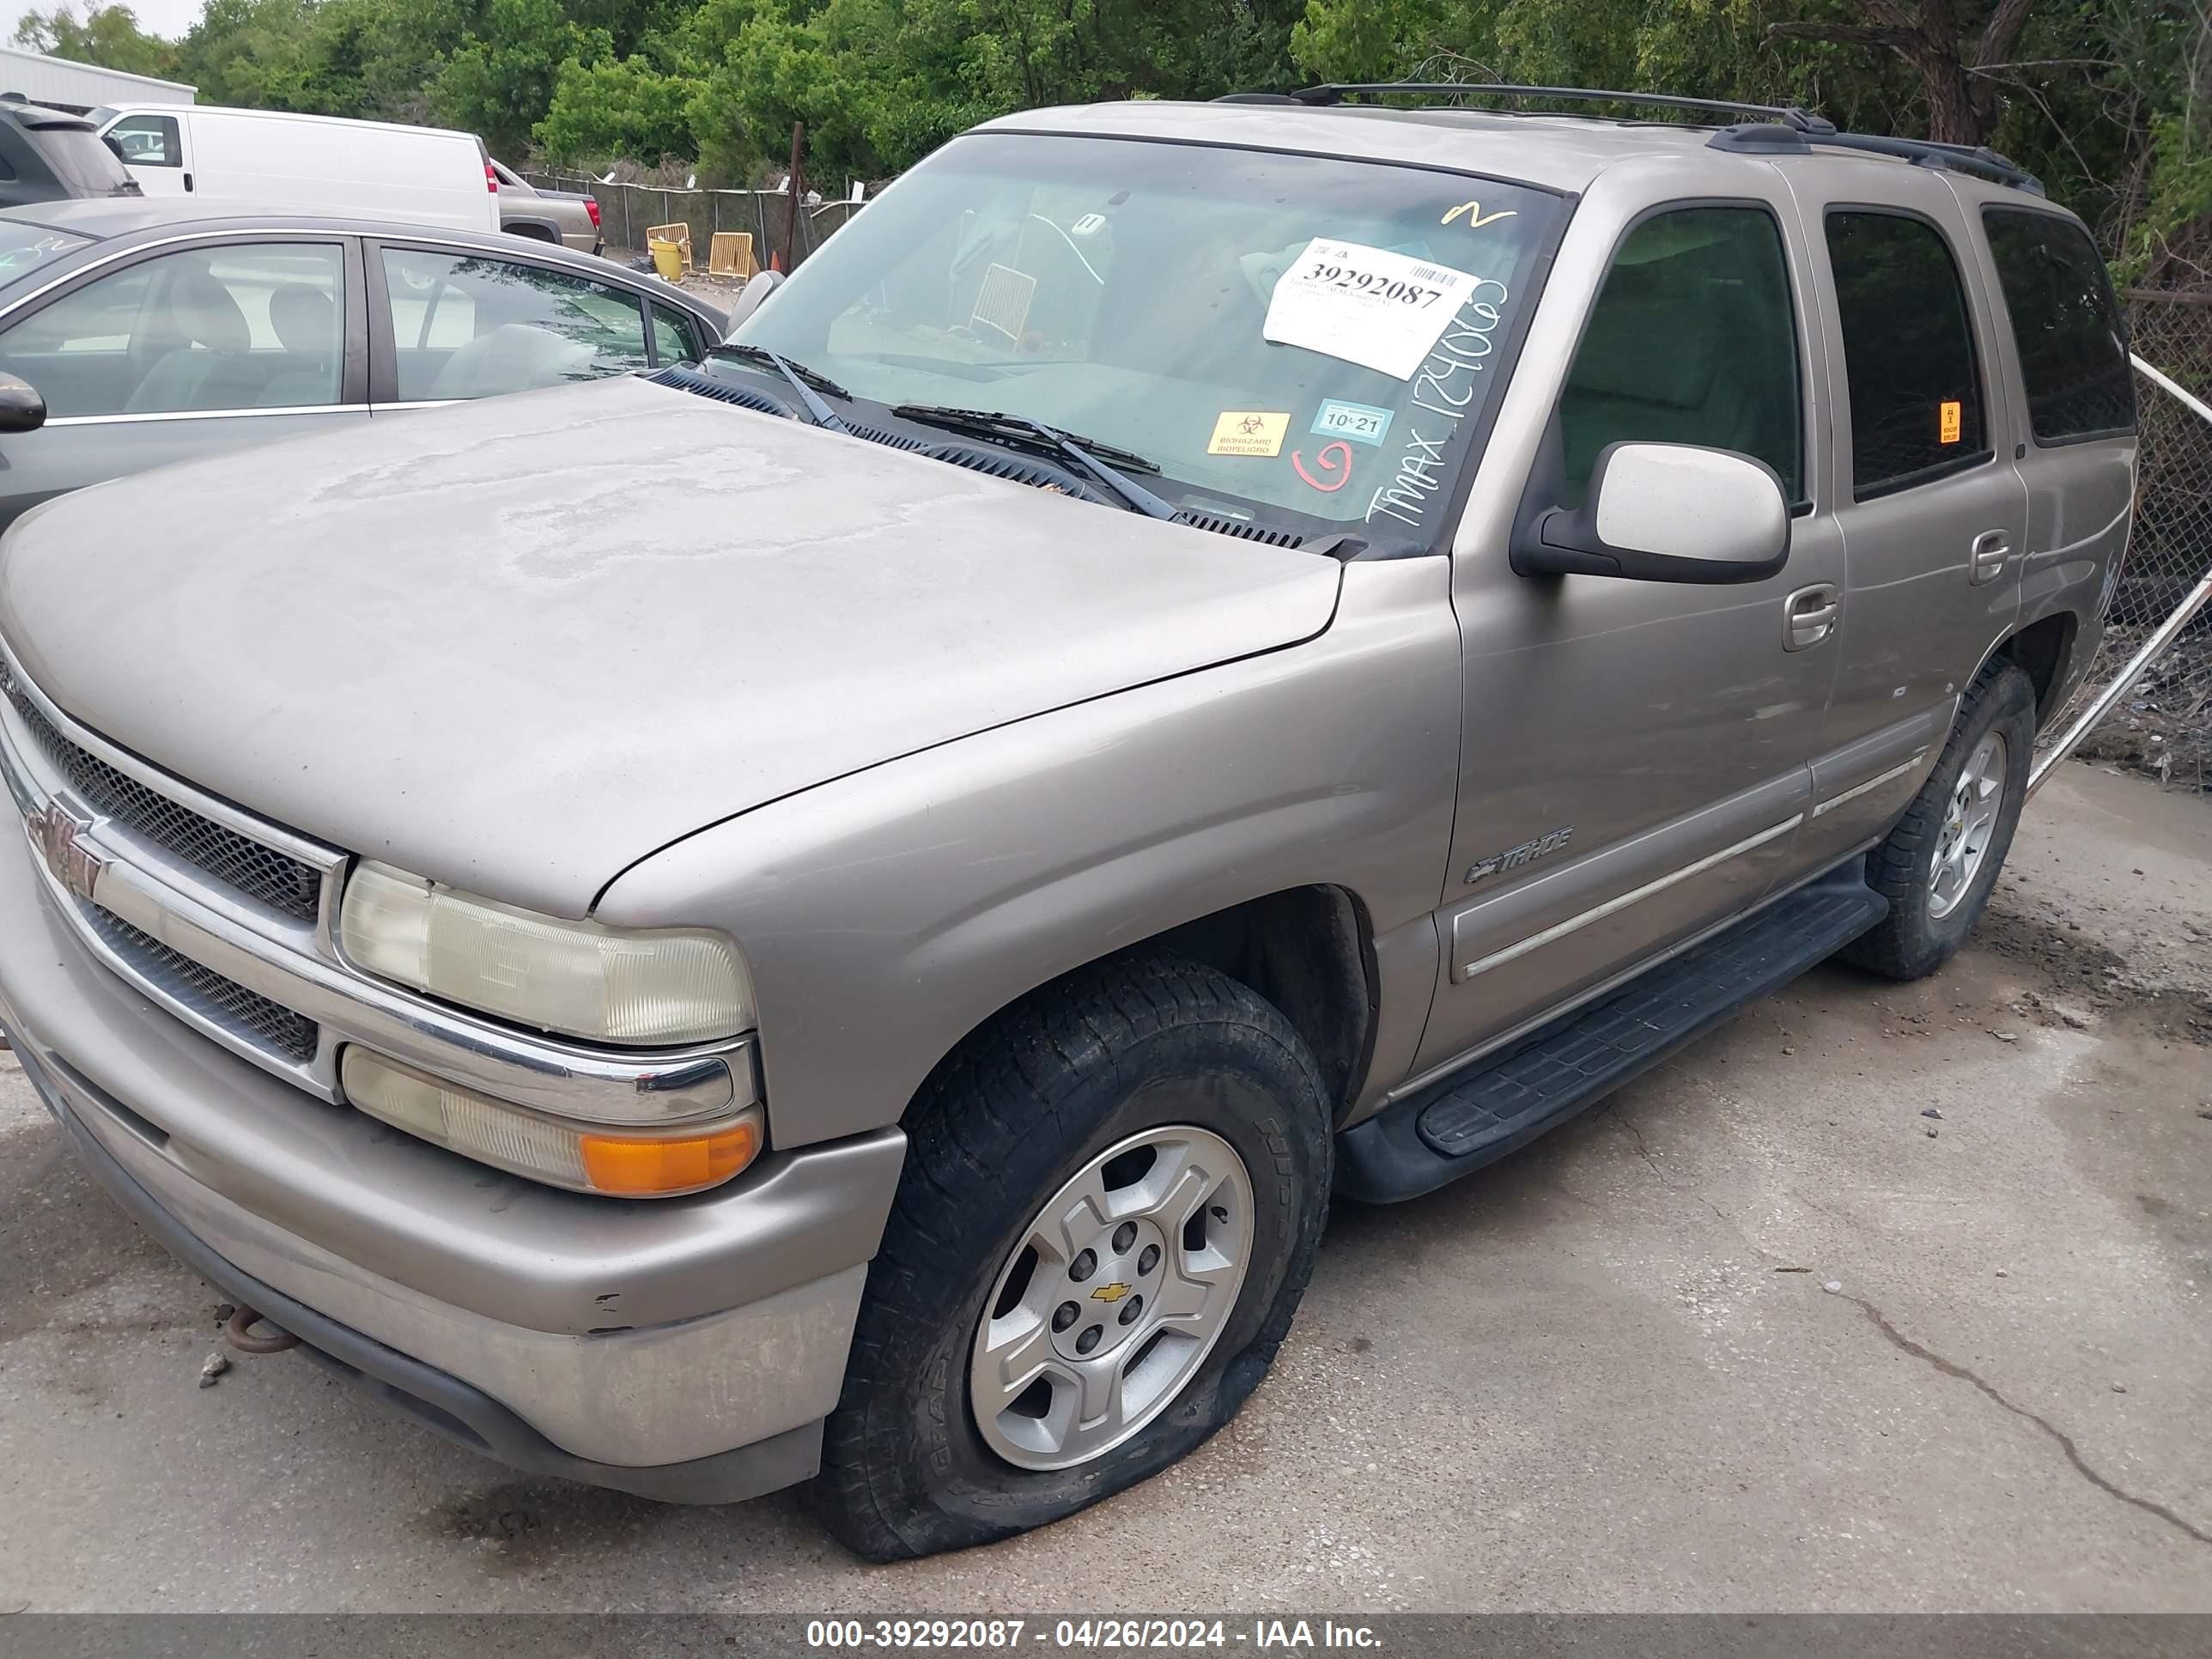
341;1048;762;1197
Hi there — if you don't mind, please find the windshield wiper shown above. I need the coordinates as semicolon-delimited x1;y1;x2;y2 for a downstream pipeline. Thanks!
709;343;850;432
891;404;1177;521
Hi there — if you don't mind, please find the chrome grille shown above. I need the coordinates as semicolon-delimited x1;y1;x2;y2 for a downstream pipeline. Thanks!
87;904;319;1063
1;668;322;923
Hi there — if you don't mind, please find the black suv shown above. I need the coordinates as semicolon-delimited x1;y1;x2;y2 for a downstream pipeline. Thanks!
0;101;142;210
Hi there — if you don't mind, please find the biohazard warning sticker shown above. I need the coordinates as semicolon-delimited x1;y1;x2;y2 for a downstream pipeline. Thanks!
1207;410;1291;457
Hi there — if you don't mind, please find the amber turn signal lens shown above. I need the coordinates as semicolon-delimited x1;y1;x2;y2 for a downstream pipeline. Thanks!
580;1118;761;1196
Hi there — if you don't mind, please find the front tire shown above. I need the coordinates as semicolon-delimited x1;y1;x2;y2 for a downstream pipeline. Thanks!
812;954;1332;1560
1845;659;2035;981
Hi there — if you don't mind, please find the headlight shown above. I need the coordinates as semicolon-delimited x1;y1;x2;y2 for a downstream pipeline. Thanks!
342;1048;762;1196
339;860;754;1044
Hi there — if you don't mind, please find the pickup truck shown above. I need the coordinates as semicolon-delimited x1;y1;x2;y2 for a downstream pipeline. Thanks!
492;158;602;256
0;88;2136;1560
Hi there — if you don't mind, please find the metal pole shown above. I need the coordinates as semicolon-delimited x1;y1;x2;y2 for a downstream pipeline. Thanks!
2133;351;2212;426
2027;351;2212;796
2029;568;2212;795
785;122;804;271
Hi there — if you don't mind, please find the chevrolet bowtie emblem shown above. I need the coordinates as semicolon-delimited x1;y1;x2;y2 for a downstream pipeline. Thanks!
27;799;103;902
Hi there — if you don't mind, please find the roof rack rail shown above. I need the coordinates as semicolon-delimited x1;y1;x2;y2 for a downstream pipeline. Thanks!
1223;82;1838;129
1210;79;2045;196
1707;118;2043;194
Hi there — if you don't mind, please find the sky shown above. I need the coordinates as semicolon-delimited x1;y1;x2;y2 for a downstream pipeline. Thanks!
6;0;208;60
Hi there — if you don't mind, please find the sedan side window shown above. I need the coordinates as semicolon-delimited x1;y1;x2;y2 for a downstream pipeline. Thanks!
380;248;650;400
1558;204;1802;507
1826;210;1989;495
651;303;698;365
0;242;344;418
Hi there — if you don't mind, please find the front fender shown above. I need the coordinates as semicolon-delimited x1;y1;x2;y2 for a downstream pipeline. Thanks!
593;558;1463;1148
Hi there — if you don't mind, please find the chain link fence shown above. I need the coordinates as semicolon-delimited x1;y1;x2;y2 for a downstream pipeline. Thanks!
519;169;865;272
2038;295;2212;794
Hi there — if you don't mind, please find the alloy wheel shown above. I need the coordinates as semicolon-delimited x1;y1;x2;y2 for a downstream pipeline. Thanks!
1929;731;2007;920
969;1123;1255;1472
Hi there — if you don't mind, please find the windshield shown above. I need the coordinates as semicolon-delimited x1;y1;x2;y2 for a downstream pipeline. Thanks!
721;133;1559;546
0;222;90;292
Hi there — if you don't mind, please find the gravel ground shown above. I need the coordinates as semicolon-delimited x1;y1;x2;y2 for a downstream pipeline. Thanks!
0;764;2206;1614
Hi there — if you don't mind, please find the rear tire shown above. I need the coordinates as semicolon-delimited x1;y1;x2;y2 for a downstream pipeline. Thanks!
811;953;1331;1561
1845;659;2035;981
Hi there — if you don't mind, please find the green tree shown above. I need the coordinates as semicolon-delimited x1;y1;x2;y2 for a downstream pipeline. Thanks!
178;0;326;109
433;0;611;156
1766;0;2041;145
12;3;179;78
536;54;699;159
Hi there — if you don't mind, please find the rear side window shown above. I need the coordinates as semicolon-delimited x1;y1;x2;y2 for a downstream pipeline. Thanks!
380;247;650;400
1559;204;1803;505
651;303;698;364
34;126;135;196
1825;210;1988;495
1982;208;2134;441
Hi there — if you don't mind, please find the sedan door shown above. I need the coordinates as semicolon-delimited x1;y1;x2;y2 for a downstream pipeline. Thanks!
0;234;369;532
365;241;690;409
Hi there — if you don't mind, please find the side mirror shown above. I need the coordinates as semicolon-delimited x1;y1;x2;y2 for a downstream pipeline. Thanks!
0;372;45;434
724;268;783;330
1512;441;1788;585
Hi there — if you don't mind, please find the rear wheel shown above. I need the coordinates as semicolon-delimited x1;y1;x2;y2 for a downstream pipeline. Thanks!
812;953;1331;1560
1845;659;2035;981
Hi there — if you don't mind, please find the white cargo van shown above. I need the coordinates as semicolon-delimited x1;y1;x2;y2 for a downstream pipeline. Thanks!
89;105;499;233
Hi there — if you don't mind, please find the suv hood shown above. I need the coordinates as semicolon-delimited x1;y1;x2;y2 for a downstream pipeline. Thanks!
0;376;1340;915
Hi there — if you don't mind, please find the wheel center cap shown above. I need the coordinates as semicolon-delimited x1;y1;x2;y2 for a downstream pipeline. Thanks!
1053;1220;1166;1362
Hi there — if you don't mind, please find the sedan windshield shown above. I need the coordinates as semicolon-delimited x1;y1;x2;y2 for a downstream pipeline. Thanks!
719;132;1560;547
0;222;89;293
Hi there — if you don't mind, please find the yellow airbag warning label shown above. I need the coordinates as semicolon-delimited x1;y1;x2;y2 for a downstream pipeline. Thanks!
1940;400;1962;444
1208;411;1290;457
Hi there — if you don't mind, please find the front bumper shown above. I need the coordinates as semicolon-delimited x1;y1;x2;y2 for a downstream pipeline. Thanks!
0;820;906;1500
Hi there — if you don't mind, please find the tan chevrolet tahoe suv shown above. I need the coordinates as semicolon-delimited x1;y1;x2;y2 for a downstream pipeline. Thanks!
0;86;2136;1559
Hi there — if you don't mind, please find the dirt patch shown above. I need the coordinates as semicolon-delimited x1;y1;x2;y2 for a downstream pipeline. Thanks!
425;1482;673;1577
1975;895;2212;1044
2072;626;2212;793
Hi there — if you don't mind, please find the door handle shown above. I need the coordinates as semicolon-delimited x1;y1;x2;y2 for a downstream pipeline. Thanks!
1969;528;2009;586
183;172;193;192
1783;583;1839;652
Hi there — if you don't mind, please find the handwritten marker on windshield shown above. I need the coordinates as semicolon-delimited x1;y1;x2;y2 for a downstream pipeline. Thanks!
1442;202;1518;229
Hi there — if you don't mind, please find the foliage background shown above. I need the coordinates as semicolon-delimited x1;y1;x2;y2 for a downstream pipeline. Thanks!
10;0;2209;283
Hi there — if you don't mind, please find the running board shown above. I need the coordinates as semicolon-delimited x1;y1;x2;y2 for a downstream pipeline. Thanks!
1334;870;1888;1203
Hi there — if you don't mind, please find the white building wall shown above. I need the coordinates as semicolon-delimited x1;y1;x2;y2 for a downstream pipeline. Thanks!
0;46;195;112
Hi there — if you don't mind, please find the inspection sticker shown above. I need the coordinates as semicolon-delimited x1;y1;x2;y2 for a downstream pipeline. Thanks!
1207;410;1291;457
1264;240;1477;380
1311;398;1395;447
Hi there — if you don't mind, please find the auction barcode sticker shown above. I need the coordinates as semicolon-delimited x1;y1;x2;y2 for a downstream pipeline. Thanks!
1263;239;1477;380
